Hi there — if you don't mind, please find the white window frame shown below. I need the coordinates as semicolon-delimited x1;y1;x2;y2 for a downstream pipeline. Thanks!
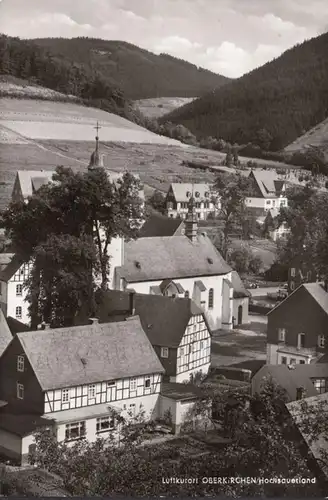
96;416;115;433
278;328;286;342
298;333;305;348
17;382;24;399
15;306;22;319
318;335;325;348
130;377;137;391
161;347;169;358
290;268;296;277
62;389;69;403
65;421;86;441
88;384;96;399
313;378;327;394
17;355;24;372
16;284;23;296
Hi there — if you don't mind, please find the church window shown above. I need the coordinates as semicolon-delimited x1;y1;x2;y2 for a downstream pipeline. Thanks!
208;289;214;309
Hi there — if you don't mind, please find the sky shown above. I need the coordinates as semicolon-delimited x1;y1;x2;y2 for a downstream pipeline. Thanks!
0;0;327;78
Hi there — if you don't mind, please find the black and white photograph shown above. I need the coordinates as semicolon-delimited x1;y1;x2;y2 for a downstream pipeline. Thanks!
0;0;327;496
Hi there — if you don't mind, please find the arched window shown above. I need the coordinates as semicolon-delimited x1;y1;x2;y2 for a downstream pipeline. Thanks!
184;291;189;299
208;288;214;309
195;191;200;198
186;191;191;198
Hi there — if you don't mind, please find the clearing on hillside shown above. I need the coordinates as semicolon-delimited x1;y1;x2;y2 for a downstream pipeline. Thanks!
133;97;196;119
284;117;328;160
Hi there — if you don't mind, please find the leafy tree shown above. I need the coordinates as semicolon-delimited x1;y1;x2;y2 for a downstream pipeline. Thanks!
147;190;166;214
213;173;253;258
0;166;143;326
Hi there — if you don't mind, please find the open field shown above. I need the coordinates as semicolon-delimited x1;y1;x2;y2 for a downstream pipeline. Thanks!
0;80;80;102
211;327;266;368
133;97;196;119
0;98;184;146
284;116;328;160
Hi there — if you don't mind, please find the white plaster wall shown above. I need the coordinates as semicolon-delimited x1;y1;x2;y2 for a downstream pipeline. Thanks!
172;362;211;383
159;395;177;425
266;343;279;364
266;343;312;364
125;272;232;330
176;400;196;426
6;280;29;325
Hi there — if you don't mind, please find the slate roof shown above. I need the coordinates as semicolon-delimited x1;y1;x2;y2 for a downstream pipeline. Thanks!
252;364;328;401
94;290;210;348
0;253;14;270
6;316;30;335
231;271;251;299
119;233;231;283
16;317;164;391
268;282;328;316
169;183;213;202
16;170;56;200
249;170;285;198
287;392;328;478
0;255;24;282
0;413;55;437
0;309;12;357
139;212;184;238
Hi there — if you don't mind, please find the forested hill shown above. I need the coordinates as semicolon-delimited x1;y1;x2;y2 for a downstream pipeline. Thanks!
30;37;230;99
163;31;328;151
0;34;133;120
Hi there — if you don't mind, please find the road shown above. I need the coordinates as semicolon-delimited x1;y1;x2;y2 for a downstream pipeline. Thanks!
249;286;279;297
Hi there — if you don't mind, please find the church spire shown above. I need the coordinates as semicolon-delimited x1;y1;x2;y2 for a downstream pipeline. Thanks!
88;122;104;170
185;184;198;242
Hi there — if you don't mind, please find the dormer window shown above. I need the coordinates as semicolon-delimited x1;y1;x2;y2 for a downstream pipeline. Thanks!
186;191;191;198
207;258;213;264
17;355;24;372
135;261;141;269
195;191;200;198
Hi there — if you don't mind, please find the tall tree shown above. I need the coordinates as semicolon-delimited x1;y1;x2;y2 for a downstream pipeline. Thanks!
1;166;143;326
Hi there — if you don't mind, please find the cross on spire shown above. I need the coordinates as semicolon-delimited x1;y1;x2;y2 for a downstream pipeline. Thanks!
94;121;101;139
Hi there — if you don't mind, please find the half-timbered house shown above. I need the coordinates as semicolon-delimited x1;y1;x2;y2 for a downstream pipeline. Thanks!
94;290;212;383
0;257;31;326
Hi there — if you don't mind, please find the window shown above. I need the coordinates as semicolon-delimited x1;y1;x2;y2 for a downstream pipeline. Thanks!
281;357;287;364
96;416;115;433
145;377;151;388
130;378;137;391
299;360;305;364
298;333;305;348
62;389;69;403
161;347;169;358
195;191;200;198
88;384;96;399
17;383;24;399
318;335;325;349
290;358;296;365
266;200;271;205
208;288;214;309
107;380;115;387
278;328;286;342
16;284;23;296
290;268;296;277
200;341;204;350
17;355;24;372
15;306;22;319
313;378;328;394
65;421;86;441
180;347;184;356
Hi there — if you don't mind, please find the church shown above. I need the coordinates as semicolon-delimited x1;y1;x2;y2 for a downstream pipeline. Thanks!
1;127;235;331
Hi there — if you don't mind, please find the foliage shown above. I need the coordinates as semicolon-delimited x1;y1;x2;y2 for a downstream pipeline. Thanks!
213;173;253;258
164;31;328;150
276;185;328;281
227;245;263;276
25;37;229;100
29;380;326;496
147;189;166;214
0;166;143;326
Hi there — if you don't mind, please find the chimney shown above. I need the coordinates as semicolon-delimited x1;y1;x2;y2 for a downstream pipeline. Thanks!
89;318;99;325
129;291;136;316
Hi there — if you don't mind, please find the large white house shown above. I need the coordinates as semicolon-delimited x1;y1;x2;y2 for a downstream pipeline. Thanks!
246;170;288;214
165;183;220;220
0;258;31;325
116;200;233;331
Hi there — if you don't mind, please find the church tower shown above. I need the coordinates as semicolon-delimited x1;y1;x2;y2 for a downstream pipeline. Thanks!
88;122;104;169
185;190;198;242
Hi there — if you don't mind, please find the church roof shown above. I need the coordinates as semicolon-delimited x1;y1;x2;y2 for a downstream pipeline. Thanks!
119;233;231;283
16;316;164;391
139;212;184;238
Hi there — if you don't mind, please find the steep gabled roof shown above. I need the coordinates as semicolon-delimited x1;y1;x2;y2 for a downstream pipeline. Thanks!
231;271;251;298
0;253;15;269
119;233;231;283
17;317;164;391
16;170;56;200
0;309;12;357
0;255;24;282
268;282;328;316
253;364;328;401
169;183;213;202
139;212;184;237
94;290;210;348
249;170;285;198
